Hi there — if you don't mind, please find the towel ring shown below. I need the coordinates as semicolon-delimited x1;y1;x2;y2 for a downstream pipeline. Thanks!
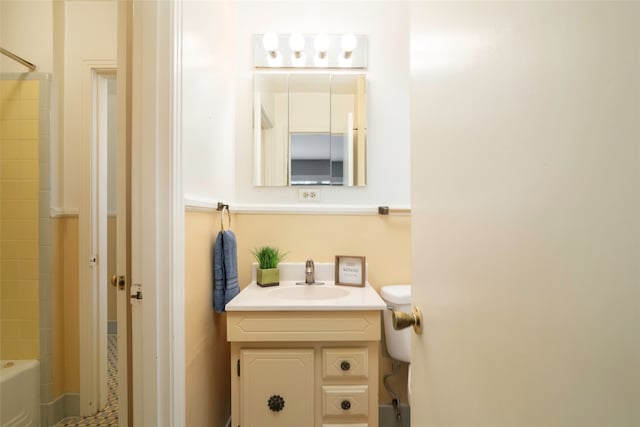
220;205;231;231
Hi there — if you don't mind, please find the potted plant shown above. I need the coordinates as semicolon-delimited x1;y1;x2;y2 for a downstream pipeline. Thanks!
251;246;287;287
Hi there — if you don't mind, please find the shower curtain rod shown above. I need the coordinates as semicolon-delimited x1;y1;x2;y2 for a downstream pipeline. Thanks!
0;47;36;71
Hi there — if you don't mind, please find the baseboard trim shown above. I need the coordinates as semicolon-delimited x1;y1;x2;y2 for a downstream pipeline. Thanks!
64;393;80;418
379;403;411;427
41;393;80;427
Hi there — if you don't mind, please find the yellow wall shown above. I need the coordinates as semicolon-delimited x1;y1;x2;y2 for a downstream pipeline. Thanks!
0;79;40;360
233;213;412;290
184;209;412;424
51;216;80;396
185;211;231;426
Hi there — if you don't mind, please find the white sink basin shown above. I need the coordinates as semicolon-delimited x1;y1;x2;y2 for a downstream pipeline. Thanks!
225;263;387;311
269;286;350;301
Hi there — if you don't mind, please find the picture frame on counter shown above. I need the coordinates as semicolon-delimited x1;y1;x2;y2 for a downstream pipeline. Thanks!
335;255;366;287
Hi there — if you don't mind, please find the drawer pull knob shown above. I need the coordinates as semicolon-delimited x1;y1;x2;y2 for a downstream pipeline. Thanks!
267;395;285;412
340;361;351;371
341;400;351;410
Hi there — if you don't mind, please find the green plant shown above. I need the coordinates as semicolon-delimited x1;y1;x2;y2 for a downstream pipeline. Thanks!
250;246;287;269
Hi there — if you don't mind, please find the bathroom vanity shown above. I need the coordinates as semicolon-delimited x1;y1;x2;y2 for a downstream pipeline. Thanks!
226;263;386;427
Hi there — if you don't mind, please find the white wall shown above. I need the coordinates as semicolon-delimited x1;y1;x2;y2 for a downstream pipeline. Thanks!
0;0;53;73
181;0;237;206
1;0;116;213
206;1;410;207
61;0;117;211
410;2;640;425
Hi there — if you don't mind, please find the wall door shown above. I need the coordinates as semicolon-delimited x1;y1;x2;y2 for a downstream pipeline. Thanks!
410;3;640;426
79;65;117;417
122;0;183;425
117;2;132;425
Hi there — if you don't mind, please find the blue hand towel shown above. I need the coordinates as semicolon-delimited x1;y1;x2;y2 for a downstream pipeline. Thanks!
213;229;240;313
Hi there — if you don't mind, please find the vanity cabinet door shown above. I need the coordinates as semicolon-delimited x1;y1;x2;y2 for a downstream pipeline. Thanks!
240;349;315;427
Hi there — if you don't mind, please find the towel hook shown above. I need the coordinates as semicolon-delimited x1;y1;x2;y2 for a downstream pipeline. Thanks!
220;205;231;231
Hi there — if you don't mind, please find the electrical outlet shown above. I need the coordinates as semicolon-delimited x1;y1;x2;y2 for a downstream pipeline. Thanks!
298;189;321;201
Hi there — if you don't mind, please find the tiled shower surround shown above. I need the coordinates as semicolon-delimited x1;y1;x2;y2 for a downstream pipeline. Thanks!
1;72;55;425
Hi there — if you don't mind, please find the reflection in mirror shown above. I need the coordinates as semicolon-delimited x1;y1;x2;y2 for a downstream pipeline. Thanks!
253;73;289;186
253;73;366;187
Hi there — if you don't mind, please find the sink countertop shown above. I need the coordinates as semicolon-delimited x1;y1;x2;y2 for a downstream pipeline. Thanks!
225;281;386;311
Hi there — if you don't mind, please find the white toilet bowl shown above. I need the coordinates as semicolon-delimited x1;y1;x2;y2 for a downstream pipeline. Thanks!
381;284;412;405
381;284;412;363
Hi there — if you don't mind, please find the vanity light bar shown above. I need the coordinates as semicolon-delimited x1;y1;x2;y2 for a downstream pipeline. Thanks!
253;33;368;69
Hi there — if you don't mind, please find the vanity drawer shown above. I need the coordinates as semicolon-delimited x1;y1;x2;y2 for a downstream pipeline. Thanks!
322;347;368;379
322;385;369;417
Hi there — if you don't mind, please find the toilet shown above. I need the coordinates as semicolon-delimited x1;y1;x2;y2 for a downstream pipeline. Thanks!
381;284;412;406
381;284;412;363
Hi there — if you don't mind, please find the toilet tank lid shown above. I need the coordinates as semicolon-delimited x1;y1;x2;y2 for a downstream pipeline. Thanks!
380;284;411;304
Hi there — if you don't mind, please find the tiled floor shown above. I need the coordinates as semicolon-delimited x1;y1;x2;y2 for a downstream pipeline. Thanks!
55;335;118;427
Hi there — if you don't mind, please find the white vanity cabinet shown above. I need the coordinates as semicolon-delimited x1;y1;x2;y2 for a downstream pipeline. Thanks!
228;311;380;427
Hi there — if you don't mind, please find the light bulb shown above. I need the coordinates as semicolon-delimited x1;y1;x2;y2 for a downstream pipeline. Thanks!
262;32;279;52
341;33;357;58
314;33;329;56
289;33;305;57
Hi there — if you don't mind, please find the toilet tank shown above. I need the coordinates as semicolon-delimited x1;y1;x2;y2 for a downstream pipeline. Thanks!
381;285;412;363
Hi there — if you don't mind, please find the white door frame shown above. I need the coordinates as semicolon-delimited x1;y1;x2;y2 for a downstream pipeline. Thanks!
116;1;132;425
80;1;184;423
79;62;116;417
127;0;184;425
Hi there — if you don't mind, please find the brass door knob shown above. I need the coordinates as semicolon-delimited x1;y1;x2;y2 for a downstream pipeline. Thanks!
390;306;423;334
110;275;118;288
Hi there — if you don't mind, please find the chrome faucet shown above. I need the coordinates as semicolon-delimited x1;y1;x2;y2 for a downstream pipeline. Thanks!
305;259;315;284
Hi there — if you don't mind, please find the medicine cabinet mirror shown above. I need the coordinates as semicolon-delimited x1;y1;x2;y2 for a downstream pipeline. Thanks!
253;73;367;187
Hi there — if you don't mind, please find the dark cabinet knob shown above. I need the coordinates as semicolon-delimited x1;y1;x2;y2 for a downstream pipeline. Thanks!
268;395;285;412
340;361;351;371
341;400;351;410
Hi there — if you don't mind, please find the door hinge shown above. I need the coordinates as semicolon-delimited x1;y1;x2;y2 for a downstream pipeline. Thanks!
237;359;240;377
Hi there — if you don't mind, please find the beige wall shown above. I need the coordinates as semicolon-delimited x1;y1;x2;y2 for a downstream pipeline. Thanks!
185;211;231;426
51;216;79;396
184;209;412;424
233;213;412;290
0;79;40;360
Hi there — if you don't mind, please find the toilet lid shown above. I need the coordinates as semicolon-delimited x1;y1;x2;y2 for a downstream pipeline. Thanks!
380;284;411;304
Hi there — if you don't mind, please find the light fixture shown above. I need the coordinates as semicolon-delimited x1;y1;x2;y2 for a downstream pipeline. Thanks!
341;33;358;59
254;33;367;68
289;33;305;59
262;32;279;58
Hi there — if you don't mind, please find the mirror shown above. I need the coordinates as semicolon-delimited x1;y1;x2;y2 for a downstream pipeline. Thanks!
253;73;367;187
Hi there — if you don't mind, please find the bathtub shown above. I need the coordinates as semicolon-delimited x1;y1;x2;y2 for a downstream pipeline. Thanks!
0;360;40;427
